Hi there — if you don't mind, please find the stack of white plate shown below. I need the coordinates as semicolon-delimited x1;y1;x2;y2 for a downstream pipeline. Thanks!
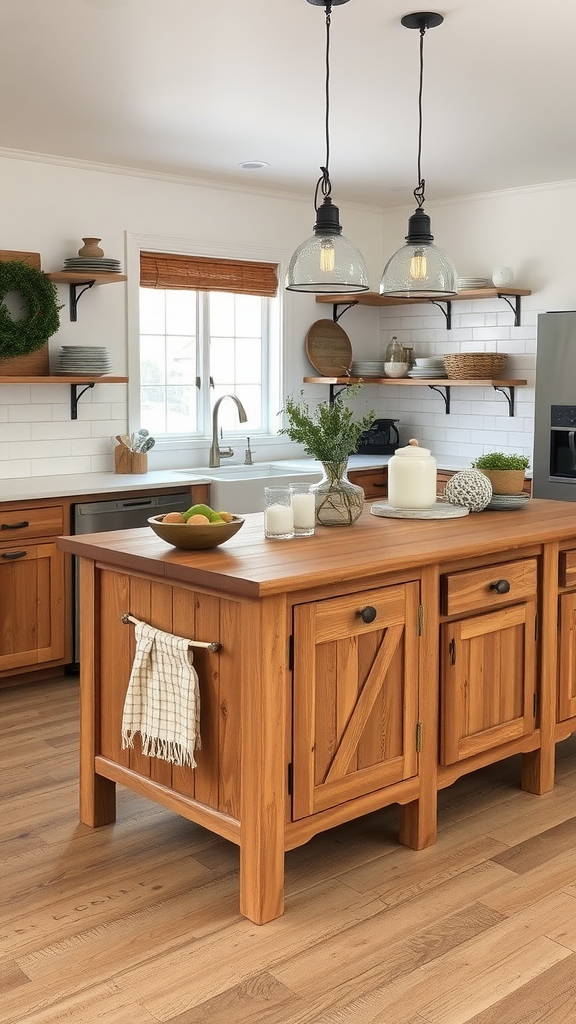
457;277;491;290
53;346;112;376
408;357;446;379
351;360;385;377
62;257;122;273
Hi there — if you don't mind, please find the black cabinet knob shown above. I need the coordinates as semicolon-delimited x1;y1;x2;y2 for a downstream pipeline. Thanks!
358;605;377;623
490;579;511;594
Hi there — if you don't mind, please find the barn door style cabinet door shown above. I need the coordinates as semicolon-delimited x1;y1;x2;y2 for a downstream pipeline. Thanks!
439;558;538;765
292;581;420;819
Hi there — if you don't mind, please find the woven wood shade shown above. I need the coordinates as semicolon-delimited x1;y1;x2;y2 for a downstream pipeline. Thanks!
140;252;278;297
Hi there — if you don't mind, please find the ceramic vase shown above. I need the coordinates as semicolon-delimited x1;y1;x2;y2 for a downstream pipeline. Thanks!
312;461;364;526
78;237;104;258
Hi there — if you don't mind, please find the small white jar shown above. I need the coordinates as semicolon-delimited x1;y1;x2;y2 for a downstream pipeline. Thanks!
387;438;437;509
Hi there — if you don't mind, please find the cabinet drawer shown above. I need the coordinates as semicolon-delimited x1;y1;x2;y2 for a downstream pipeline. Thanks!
441;558;537;617
560;549;576;589
0;505;64;540
347;468;387;499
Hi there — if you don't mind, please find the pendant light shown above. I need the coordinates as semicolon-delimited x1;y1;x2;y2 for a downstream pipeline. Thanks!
380;12;457;299
286;0;369;294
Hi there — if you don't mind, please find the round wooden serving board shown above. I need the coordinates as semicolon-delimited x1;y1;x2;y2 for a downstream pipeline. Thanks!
305;319;352;376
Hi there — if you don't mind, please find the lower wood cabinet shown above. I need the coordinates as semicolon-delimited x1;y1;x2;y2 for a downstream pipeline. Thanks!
558;589;576;722
292;580;420;818
0;540;66;672
347;466;387;499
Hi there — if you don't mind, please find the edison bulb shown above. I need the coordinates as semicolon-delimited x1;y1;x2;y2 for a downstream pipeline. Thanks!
410;250;427;280
319;238;336;274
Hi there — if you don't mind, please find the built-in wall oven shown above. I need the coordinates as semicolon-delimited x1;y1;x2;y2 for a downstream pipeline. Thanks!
71;491;191;664
533;311;576;501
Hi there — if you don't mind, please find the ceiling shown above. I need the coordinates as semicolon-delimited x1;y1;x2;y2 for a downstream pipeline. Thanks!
1;0;575;209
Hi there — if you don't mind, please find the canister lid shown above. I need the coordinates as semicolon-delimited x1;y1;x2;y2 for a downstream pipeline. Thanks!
394;438;433;458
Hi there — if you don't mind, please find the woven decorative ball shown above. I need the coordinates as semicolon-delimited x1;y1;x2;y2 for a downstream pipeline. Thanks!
444;469;493;512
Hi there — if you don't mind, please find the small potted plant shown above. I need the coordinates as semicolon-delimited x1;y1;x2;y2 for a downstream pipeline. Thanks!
471;451;530;495
280;384;375;526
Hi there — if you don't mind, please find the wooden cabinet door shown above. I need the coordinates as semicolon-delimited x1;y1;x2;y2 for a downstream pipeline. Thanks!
558;590;576;722
0;542;65;671
440;601;537;765
292;581;420;819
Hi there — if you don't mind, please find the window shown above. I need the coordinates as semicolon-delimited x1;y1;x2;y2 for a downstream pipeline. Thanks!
138;251;279;439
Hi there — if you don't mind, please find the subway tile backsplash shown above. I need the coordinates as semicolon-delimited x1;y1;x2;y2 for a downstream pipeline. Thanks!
373;296;537;464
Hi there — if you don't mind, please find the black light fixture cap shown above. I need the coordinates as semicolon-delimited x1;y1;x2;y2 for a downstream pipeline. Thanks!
307;0;350;6
405;207;434;243
314;197;343;236
401;11;444;31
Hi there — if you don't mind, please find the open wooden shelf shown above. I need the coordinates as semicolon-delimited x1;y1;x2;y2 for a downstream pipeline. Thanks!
0;375;128;384
47;271;127;321
315;288;531;307
303;376;528;416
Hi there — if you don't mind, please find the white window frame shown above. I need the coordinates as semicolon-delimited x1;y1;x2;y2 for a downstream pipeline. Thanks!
126;232;294;455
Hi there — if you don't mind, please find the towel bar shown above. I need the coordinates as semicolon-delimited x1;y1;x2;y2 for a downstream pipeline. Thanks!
121;613;221;652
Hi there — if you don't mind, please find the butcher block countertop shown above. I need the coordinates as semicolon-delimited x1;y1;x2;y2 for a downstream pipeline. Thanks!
58;498;575;599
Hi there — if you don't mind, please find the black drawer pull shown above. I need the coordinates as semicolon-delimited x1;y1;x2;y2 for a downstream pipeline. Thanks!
490;579;511;594
358;605;377;623
1;521;29;530
1;550;27;560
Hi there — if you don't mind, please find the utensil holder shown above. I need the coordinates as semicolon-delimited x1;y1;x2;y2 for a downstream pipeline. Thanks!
114;445;148;474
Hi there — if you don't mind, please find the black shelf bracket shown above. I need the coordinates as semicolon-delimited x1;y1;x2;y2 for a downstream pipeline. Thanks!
328;382;352;404
429;300;452;330
68;280;95;321
493;385;517;417
331;301;358;322
70;382;95;419
427;383;451;413
497;293;522;326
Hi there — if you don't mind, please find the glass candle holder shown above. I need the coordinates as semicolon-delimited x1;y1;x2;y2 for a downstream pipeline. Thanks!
290;483;315;537
264;486;294;539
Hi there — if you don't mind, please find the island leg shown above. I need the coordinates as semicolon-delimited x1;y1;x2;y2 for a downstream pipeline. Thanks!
239;597;287;924
78;557;116;827
522;542;558;795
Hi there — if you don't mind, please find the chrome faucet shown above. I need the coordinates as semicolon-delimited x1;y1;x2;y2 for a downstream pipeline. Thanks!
209;395;248;467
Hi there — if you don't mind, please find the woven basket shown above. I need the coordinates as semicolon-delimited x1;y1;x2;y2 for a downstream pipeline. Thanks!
443;352;508;379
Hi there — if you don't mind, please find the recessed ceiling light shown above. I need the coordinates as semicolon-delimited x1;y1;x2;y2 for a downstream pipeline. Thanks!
239;161;270;170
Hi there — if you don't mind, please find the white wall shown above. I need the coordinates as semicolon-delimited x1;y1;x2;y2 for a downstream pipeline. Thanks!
0;152;574;479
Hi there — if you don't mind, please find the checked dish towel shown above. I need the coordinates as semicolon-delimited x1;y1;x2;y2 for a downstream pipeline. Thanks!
121;619;202;767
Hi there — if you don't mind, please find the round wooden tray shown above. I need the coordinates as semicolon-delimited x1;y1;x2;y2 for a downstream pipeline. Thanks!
370;501;470;519
305;319;352;376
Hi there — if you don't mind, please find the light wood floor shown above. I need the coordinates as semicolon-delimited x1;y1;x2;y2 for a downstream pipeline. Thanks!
1;676;575;1024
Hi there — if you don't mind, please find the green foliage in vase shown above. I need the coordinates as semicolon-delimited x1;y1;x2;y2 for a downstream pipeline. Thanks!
471;451;530;471
280;385;375;464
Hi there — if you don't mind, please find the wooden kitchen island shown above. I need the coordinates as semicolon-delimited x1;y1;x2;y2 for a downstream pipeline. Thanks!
58;499;576;924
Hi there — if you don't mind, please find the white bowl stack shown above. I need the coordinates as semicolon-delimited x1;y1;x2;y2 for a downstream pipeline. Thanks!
408;357;446;379
53;346;112;376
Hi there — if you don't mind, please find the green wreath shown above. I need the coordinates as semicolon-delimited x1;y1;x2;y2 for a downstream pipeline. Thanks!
0;261;61;358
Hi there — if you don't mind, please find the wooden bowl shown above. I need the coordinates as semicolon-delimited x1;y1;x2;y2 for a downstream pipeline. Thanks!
148;514;244;550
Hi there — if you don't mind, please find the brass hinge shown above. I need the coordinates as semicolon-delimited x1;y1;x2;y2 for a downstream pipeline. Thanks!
287;762;293;795
288;634;294;671
449;637;456;665
533;692;538;719
418;605;424;636
416;721;423;752
534;614;539;642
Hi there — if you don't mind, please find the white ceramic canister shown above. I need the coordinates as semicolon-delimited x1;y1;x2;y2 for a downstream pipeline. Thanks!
387;438;437;509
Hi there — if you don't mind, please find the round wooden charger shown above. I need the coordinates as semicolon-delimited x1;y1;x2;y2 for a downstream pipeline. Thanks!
370;501;470;520
305;319;352;376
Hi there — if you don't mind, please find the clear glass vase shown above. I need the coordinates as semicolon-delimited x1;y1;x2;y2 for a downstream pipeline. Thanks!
312;461;365;526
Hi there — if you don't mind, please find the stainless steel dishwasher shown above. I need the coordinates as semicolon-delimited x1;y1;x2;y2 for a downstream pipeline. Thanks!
71;491;191;664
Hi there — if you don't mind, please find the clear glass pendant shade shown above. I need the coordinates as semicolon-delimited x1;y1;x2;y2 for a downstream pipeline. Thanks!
380;207;457;298
286;232;369;293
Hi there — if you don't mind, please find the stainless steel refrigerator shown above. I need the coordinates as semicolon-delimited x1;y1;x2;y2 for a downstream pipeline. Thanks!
533;311;576;501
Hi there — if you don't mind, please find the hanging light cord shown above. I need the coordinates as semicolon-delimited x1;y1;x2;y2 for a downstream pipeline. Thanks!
414;21;426;209
314;3;333;211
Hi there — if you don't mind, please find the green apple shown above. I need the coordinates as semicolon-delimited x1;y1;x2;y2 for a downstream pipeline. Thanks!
183;503;214;522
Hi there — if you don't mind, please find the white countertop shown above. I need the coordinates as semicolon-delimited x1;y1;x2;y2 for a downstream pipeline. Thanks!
0;455;484;504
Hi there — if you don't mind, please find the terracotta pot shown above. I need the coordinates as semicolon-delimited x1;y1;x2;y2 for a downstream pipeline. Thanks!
479;469;525;495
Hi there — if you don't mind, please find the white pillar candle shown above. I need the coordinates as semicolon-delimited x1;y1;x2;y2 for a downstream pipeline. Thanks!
265;504;294;537
291;491;316;529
